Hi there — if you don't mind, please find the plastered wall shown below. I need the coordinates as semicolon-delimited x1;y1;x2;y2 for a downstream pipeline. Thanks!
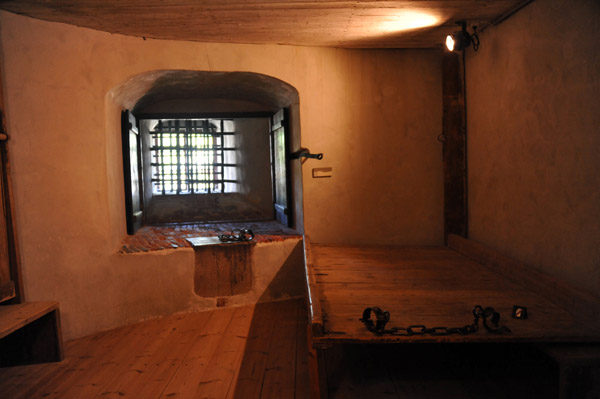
301;49;443;245
0;11;442;338
466;0;600;293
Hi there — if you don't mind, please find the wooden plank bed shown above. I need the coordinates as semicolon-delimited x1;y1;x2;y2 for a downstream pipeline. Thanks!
303;235;600;397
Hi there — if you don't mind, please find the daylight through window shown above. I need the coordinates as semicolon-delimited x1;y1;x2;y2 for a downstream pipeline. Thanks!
150;119;238;195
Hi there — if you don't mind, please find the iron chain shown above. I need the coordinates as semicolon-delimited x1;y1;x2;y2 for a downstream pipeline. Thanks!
359;305;510;337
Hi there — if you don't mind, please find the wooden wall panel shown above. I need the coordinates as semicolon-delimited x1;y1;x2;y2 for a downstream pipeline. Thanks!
0;58;23;304
193;244;253;297
442;50;467;242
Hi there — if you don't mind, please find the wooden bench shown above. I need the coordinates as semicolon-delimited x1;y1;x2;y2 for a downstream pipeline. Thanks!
303;235;600;398
0;301;63;366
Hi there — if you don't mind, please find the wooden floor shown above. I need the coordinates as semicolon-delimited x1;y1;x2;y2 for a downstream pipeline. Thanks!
234;299;309;399
0;298;565;399
0;300;309;399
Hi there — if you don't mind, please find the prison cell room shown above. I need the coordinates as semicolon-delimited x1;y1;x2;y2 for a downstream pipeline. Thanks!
0;0;599;398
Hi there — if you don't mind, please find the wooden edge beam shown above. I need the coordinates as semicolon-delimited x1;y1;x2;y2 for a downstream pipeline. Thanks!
0;301;60;339
0;301;64;365
447;234;600;328
302;236;324;338
442;50;468;242
0;281;15;303
1;59;25;303
307;325;329;399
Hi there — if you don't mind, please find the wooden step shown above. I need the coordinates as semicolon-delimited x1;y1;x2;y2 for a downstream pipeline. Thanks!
0;301;63;366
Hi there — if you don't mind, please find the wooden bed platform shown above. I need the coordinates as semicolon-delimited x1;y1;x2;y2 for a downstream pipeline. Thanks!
303;235;600;397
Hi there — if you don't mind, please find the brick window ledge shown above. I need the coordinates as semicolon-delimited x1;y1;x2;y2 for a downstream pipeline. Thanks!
118;221;301;254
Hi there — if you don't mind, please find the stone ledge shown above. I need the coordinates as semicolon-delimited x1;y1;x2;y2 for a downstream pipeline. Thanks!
118;221;301;254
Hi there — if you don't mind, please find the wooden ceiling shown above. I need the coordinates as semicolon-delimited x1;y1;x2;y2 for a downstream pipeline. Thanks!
0;1;530;48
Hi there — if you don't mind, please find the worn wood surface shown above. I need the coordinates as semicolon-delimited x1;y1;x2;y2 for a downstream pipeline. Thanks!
193;243;254;297
442;50;467;242
0;300;311;399
0;140;23;304
121;110;143;235
0;1;531;48
448;234;600;327
0;60;23;304
271;108;292;227
0;302;63;366
0;302;59;339
0;146;11;301
306;333;328;399
0;298;563;398
234;299;309;399
306;244;600;346
0;305;256;399
304;237;325;337
158;306;252;399
0;281;15;303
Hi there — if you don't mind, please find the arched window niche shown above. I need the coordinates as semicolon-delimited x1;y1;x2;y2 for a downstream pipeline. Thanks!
109;70;303;238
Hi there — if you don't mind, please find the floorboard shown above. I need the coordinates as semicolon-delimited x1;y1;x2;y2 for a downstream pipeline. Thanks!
0;307;251;399
233;299;310;399
233;302;279;399
103;310;214;399
0;300;309;399
0;298;560;399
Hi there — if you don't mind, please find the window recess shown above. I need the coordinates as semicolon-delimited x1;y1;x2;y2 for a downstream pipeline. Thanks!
122;111;290;233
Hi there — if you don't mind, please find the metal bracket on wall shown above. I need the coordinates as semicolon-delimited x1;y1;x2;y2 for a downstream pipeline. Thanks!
290;148;323;160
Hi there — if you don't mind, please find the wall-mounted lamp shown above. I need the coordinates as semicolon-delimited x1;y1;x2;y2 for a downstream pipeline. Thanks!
445;21;479;52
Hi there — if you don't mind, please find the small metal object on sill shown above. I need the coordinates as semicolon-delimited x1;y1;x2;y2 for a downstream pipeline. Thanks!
185;229;255;248
218;229;254;242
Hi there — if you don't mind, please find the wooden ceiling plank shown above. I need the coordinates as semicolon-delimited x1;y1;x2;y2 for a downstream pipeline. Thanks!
0;0;530;48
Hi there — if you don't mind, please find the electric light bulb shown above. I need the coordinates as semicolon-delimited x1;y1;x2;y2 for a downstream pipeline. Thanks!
446;34;455;51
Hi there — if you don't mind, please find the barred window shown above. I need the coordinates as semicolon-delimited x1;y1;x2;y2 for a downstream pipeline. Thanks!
122;108;291;233
149;119;238;195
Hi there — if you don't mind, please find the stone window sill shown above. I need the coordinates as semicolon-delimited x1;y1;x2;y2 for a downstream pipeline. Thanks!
118;221;301;254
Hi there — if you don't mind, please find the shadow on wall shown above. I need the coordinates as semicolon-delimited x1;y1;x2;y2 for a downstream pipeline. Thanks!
131;70;299;114
258;240;306;303
190;238;305;305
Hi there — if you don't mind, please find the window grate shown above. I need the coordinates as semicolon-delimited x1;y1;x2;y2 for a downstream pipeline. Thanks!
150;119;236;195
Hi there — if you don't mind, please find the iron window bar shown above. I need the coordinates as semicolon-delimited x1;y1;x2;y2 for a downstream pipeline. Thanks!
150;119;235;195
